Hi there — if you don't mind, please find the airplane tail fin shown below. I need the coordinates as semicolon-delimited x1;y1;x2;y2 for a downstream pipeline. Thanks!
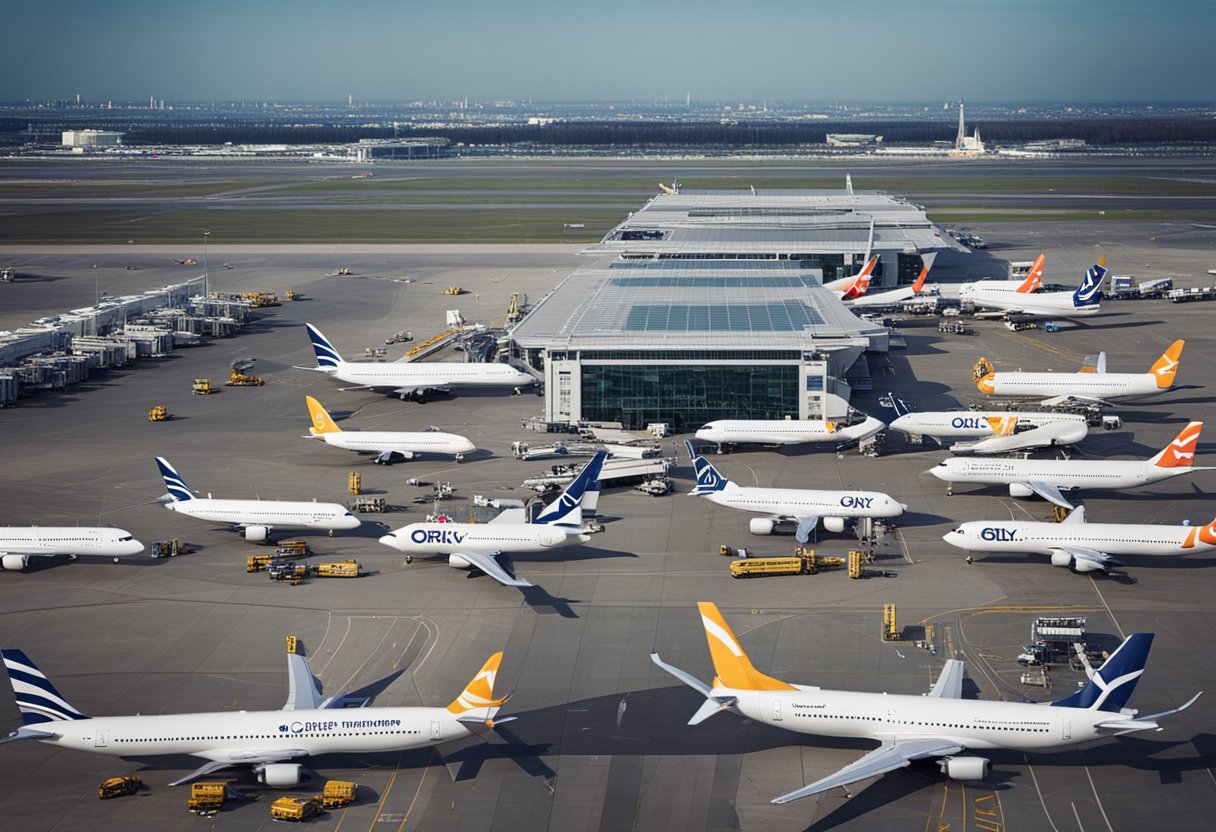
1148;339;1185;389
1072;261;1106;308
685;441;734;495
305;323;344;369
972;357;996;394
697;603;795;692
446;651;509;716
910;252;935;294
1051;633;1153;712
1016;254;1046;293
534;451;606;526
1149;421;1202;469
305;395;342;436
843;256;877;300
155;457;194;502
985;416;1019;437
1;650;89;724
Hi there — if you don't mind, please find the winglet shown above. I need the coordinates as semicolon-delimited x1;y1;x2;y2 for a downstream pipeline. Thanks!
446;652;508;715
1016;254;1045;293
697;602;795;692
305;395;341;436
305;323;344;368
155;457;193;502
1149;421;1202;469
1149;340;1185;389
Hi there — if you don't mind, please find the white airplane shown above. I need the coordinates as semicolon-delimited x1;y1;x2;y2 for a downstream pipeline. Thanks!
965;260;1104;320
927;421;1210;509
885;393;1088;454
974;339;1184;406
822;256;878;301
958;253;1044;301
844;254;935;310
944;506;1216;574
155;457;361;542
301;323;536;401
694;414;885;449
379;452;607;587
685;441;905;542
652;602;1199;805
1;642;511;788
0;527;144;571
304;396;475;464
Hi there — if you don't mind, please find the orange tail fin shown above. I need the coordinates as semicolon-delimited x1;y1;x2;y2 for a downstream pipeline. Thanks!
305;395;341;436
1149;340;1185;389
1016;254;1045;293
446;652;508;714
697;602;794;691
1150;421;1202;469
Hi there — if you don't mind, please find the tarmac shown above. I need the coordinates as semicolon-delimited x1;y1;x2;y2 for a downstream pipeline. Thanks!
0;211;1215;829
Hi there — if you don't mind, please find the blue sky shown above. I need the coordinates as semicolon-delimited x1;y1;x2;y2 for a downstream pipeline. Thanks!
5;0;1212;103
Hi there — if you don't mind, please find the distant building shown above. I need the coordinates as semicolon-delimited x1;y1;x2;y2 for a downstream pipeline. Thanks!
61;130;123;148
952;102;985;156
826;133;883;148
350;138;452;161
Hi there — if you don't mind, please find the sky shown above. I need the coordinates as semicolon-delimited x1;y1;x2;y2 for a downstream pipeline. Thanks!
5;0;1213;104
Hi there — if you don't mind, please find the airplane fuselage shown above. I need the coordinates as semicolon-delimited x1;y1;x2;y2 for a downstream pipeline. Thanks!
890;411;1085;439
318;361;535;390
379;522;585;554
705;487;905;520
946;521;1211;558
165;499;361;531
0;528;144;558
966;289;1099;319
982;372;1161;399
695;417;884;446
929;458;1182;491
314;431;475;457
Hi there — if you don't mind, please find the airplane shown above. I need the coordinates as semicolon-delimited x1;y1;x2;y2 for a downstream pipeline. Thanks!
1;641;511;788
927;421;1211;509
958;253;1044;301
885;393;1088;454
973;339;1185;406
943;506;1216;574
844;254;936;311
0;527;144;571
651;601;1200;805
303;395;476;464
300;323;536;401
378;451;607;587
963;260;1104;320
685;440;905;542
822;256;878;301
155;457;361;542
694;414;885;449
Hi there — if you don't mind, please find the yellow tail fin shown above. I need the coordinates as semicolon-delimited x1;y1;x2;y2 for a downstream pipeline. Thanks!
1149;340;1184;389
972;357;996;394
446;651;509;714
305;395;341;436
697;602;794;691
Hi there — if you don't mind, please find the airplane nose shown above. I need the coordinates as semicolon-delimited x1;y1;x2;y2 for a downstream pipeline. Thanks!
378;533;398;547
461;439;477;453
942;531;961;546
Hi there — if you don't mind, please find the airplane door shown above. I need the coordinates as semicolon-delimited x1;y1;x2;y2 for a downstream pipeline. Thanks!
430;720;441;741
1062;717;1071;741
772;699;783;722
94;728;109;748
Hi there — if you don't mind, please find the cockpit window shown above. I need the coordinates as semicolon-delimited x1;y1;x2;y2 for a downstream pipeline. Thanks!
118;535;134;541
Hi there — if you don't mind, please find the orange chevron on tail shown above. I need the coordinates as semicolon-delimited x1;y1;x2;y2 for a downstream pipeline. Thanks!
1149;340;1185;389
446;652;509;714
1150;421;1202;469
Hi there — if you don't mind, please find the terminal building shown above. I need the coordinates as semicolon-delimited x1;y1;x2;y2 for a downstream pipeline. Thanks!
507;188;962;431
61;130;124;148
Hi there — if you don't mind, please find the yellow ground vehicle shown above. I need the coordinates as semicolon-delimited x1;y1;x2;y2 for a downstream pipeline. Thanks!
192;378;216;395
314;561;361;578
98;775;141;799
337;267;352;275
226;369;265;386
728;552;843;578
148;405;169;421
320;780;357;808
269;796;322;822
441;285;466;295
285;289;298;300
187;781;237;815
276;540;311;556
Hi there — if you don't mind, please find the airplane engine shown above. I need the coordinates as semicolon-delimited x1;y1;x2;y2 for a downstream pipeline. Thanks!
822;517;847;534
1008;483;1035;498
243;525;269;543
1;555;29;571
448;553;472;569
258;763;305;788
537;529;567;547
940;756;990;781
1050;551;1074;569
375;451;408;465
749;518;777;536
1072;559;1107;574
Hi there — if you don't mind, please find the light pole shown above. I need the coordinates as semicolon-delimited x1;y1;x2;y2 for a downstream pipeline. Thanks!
202;229;210;297
92;263;99;305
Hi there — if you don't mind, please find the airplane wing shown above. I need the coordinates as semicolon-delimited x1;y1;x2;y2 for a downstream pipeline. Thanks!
284;652;324;711
455;550;534;588
167;748;310;786
794;516;819;543
1039;394;1112;408
771;738;964;803
1025;481;1075;510
927;659;965;699
1048;546;1118;573
952;422;1086;455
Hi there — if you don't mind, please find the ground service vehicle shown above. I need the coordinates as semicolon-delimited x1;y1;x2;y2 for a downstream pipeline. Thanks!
98;775;141;799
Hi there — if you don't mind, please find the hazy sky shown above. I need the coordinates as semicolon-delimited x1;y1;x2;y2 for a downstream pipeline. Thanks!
6;0;1212;104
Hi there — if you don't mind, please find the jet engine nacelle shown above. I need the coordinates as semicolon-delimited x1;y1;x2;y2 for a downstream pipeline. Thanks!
375;451;410;465
1;554;29;571
1051;551;1106;573
1050;551;1074;569
749;518;777;536
940;756;990;781
258;763;305;788
243;525;269;543
1008;483;1035;498
448;553;472;569
822;516;847;534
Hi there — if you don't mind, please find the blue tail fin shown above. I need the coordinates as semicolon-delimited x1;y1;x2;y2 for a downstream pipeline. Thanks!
1072;263;1105;308
1;650;88;724
535;451;606;526
155;457;194;502
1052;633;1153;712
685;440;731;495
305;323;344;368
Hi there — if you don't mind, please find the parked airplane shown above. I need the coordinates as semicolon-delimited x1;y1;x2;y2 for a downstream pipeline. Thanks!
927;421;1209;509
958;253;1044;301
685;441;905;541
694;415;885;449
155;457;361;542
964;260;1104;320
0;527;144;571
845;254;935;310
973;339;1184;406
823;257;878;301
652;602;1199;805
1;642;511;787
304;395;475;464
379;452;607;587
944;506;1216;573
886;393;1088;454
301;323;536;401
